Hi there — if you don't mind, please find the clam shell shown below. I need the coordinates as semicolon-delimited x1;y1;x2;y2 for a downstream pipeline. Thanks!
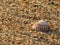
32;20;50;32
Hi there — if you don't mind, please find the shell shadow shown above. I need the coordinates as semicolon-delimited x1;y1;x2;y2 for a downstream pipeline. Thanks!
42;29;60;35
32;28;60;34
37;29;52;33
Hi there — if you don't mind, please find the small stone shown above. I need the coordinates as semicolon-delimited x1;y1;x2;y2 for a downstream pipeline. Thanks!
32;20;50;32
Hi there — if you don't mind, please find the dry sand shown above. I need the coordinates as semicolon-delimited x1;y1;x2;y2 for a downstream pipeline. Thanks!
0;0;60;45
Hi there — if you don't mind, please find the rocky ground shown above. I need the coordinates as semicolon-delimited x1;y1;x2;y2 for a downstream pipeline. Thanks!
0;0;60;45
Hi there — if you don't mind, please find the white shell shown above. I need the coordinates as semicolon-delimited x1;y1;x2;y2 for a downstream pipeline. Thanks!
38;20;48;26
32;20;50;31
